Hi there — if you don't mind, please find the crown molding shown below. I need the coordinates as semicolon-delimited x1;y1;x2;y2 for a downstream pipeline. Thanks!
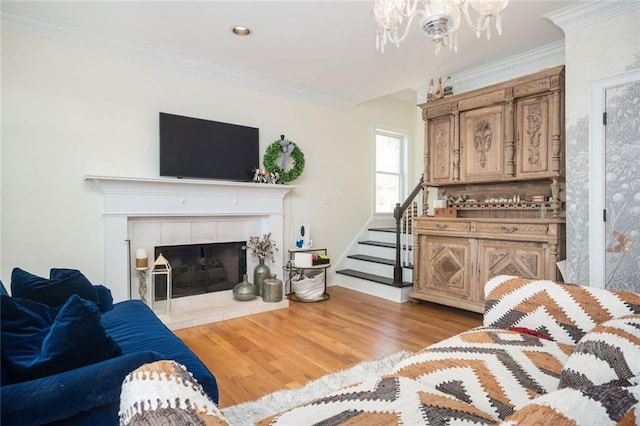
544;0;640;32
0;7;355;110
454;41;565;93
415;40;565;102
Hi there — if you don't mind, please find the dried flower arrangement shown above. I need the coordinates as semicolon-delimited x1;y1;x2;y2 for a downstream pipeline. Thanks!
245;232;278;262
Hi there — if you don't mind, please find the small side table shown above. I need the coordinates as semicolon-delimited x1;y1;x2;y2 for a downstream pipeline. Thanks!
285;248;330;302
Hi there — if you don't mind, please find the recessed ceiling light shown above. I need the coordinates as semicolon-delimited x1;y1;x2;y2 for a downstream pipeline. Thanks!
232;26;251;36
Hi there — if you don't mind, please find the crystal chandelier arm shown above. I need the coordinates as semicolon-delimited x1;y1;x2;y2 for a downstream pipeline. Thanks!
383;8;427;46
374;0;420;29
460;0;492;38
400;0;421;19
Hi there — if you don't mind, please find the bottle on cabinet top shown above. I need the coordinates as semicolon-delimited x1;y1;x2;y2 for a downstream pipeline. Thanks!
426;78;435;102
433;77;444;100
444;76;454;97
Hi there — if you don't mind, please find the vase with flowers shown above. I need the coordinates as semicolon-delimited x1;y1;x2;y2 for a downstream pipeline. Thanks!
245;232;278;297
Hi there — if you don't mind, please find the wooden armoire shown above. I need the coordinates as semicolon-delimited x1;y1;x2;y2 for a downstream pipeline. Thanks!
411;66;566;313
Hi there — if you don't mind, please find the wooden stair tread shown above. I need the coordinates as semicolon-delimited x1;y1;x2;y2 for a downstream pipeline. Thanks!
368;227;396;233
358;240;413;250
336;269;412;288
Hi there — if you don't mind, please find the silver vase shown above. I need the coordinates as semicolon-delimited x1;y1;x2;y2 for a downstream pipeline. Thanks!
233;274;256;301
253;257;270;297
263;274;283;303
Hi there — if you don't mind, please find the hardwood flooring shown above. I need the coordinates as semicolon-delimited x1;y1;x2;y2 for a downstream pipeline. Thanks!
174;286;482;408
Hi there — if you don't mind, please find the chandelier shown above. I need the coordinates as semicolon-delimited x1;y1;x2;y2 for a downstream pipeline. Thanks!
374;0;509;54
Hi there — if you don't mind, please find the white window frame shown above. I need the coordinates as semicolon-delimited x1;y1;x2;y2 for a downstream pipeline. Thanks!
373;126;409;215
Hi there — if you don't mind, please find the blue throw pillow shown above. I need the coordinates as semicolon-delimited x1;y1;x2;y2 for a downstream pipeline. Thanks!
11;267;100;309
94;284;114;313
1;294;121;382
0;295;56;385
0;280;8;296
11;267;96;306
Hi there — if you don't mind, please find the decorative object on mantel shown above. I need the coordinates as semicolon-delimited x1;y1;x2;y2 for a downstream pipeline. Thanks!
245;233;279;297
263;135;305;183
233;274;257;301
374;0;509;54
252;168;279;184
135;248;149;304
151;253;172;316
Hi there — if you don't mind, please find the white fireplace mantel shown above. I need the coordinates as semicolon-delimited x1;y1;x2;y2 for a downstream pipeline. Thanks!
85;175;295;302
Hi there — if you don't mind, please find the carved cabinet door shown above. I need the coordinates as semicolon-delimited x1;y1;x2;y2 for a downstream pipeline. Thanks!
477;240;545;301
428;115;456;184
460;105;505;182
516;94;552;178
417;236;473;300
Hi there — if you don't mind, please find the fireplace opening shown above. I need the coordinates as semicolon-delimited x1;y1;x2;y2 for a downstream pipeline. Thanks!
153;241;246;300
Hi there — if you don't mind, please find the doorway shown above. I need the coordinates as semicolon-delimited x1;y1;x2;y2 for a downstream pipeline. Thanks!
589;69;640;291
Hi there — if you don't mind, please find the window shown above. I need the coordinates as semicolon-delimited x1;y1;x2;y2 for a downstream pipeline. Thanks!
375;128;407;213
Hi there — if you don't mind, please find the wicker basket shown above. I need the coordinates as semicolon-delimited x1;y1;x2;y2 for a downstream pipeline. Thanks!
292;271;324;301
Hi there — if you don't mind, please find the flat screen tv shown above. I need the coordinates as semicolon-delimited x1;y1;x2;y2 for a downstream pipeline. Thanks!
159;112;259;181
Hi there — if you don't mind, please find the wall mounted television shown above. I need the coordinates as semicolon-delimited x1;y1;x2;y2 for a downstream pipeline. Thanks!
159;112;259;182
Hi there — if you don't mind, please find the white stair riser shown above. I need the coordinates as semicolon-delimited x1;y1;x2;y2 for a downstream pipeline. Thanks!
367;231;396;244
332;276;411;303
357;247;414;268
358;244;397;259
368;231;413;246
345;258;392;277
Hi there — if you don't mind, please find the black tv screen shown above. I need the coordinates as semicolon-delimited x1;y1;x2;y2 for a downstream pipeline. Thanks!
159;112;259;181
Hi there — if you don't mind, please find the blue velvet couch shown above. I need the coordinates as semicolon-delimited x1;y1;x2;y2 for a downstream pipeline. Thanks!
1;272;218;426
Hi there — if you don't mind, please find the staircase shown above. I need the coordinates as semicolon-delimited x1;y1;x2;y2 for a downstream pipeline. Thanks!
335;176;425;303
336;225;414;303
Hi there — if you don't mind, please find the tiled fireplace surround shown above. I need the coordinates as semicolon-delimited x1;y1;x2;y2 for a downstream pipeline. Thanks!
86;176;292;330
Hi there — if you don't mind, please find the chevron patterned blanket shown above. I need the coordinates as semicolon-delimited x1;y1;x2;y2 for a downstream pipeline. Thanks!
257;276;640;425
120;276;640;425
257;327;574;425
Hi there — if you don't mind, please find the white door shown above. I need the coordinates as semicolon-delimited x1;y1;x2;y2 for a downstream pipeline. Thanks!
590;69;640;291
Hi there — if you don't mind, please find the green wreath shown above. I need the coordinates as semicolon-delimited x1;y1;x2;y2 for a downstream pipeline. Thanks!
263;138;305;183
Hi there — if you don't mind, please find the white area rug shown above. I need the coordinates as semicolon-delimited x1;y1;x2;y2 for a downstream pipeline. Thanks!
220;350;411;426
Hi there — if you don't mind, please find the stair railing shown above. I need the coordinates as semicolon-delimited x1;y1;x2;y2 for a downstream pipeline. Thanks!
392;175;425;286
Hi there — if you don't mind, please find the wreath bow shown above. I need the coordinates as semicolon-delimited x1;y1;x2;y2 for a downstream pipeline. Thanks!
278;138;295;169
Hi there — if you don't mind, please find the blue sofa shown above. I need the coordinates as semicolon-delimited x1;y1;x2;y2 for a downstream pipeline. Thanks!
1;270;218;426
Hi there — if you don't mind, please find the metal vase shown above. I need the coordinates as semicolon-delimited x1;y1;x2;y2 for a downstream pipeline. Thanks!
263;274;283;303
232;274;256;301
253;257;270;297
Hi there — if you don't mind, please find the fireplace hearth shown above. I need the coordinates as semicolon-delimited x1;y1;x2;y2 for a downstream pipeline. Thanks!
153;242;246;300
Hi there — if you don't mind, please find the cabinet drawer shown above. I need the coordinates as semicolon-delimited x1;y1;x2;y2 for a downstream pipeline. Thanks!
418;221;471;233
475;222;549;237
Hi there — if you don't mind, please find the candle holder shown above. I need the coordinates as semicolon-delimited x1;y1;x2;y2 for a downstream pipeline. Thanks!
151;253;172;316
135;248;149;304
136;269;148;303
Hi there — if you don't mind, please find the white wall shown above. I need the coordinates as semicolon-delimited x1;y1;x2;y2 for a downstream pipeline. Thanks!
0;30;417;287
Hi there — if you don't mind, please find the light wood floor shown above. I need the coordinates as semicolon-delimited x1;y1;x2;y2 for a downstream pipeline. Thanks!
174;286;482;408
